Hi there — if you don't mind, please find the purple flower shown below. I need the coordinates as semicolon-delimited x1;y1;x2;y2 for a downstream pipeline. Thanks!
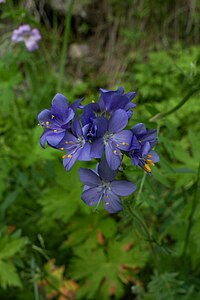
131;123;158;148
82;86;136;120
0;0;5;3
11;25;41;52
91;109;133;170
56;116;91;171
98;86;136;118
79;159;136;213
129;142;159;174
38;93;81;148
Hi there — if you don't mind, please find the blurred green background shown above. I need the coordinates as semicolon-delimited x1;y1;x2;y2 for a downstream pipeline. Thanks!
0;0;200;299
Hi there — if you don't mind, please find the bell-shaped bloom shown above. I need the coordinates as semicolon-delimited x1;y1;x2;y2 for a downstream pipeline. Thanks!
91;109;133;170
12;25;41;52
38;94;82;148
129;142;159;174
79;159;136;213
56;117;91;171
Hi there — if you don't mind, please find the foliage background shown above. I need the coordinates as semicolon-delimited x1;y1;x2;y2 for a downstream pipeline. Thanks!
0;0;200;299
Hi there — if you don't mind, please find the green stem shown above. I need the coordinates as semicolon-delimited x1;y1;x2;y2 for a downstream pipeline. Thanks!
182;162;200;258
150;87;200;122
31;257;40;300
124;201;154;250
57;0;75;91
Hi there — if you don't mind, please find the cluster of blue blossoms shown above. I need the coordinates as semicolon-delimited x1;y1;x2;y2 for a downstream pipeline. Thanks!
38;87;159;213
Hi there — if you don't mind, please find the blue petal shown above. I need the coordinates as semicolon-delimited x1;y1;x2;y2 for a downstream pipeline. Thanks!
71;116;82;137
63;148;81;170
40;129;65;147
61;107;74;126
131;123;146;135
91;138;104;158
78;168;101;187
108;109;128;133
57;132;77;150
129;135;141;150
81;186;103;206
112;130;133;151
103;190;123;213
98;158;117;181
149;150;159;163
38;109;52;124
51;93;69;120
111;180;136;196
69;98;82;112
142;142;151;156
79;168;101;186
78;142;91;161
93;117;108;137
105;143;121;170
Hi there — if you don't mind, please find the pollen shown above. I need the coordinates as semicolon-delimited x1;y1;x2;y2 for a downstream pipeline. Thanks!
65;141;68;144
146;159;154;166
144;164;151;173
106;202;109;205
67;154;72;158
53;129;57;132
46;121;50;125
122;142;129;146
51;115;55;119
113;150;117;154
60;147;64;150
116;143;119;147
62;154;66;159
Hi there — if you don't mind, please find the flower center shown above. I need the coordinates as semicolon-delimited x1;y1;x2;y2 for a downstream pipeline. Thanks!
77;135;85;147
103;131;113;145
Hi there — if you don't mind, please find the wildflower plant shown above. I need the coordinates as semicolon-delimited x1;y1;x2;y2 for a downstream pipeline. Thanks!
38;87;159;214
12;25;41;52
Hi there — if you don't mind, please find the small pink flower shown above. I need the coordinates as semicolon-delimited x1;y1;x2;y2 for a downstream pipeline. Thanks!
12;24;41;52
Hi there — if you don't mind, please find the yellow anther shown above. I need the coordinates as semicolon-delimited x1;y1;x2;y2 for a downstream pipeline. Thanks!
46;121;50;125
92;100;95;103
67;154;72;158
69;141;74;144
120;151;123;156
51;115;55;119
60;147;64;151
62;154;66;159
147;154;152;158
116;143;119;147
146;159;154;166
65;141;68;144
113;150;117;154
122;142;126;145
144;164;151;173
54;130;58;132
106;202;109;205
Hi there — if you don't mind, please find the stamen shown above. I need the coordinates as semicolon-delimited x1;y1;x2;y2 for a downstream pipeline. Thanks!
144;164;151;173
116;143;119;147
69;141;74;144
147;154;152;158
62;154;66;159
105;202;109;205
67;154;72;158
51;115;55;119
60;148;64;150
65;141;68;144
92;100;95;103
146;159;154;166
46;121;50;125
113;150;117;154
53;130;57;132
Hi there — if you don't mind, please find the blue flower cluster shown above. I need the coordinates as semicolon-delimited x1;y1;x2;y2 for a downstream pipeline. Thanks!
38;87;159;213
